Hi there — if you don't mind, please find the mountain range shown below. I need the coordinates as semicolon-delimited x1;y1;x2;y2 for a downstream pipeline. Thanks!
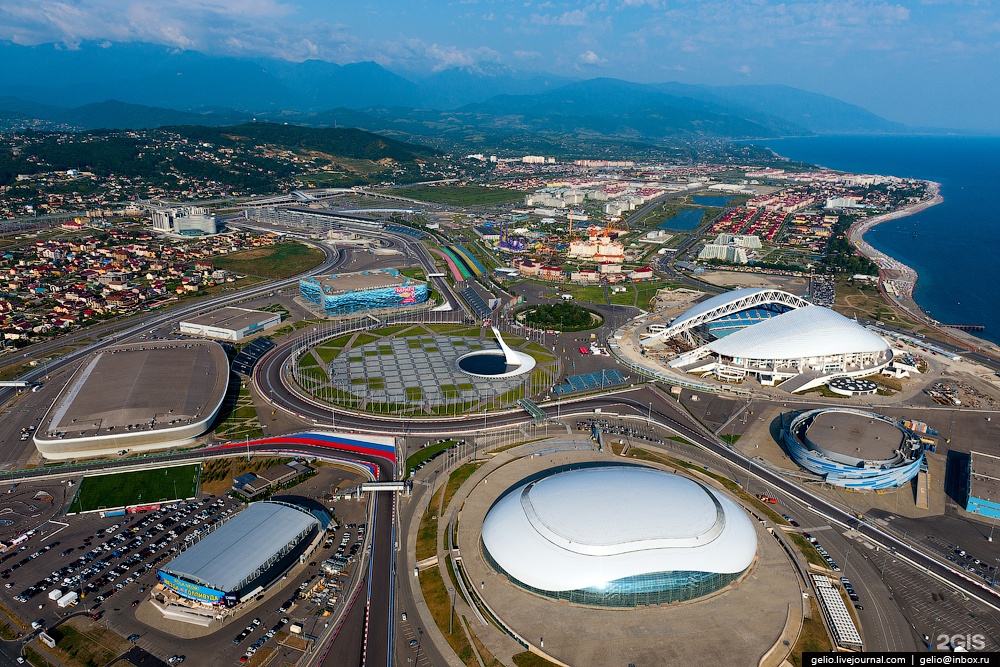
0;40;912;147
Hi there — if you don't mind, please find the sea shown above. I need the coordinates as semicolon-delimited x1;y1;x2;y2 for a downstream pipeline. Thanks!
758;135;1000;347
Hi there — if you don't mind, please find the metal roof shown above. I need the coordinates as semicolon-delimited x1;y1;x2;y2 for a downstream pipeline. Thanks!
708;306;889;360
162;501;319;593
482;465;757;592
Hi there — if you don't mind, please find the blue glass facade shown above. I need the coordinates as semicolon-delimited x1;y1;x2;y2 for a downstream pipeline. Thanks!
783;409;924;490
483;541;745;607
300;274;428;316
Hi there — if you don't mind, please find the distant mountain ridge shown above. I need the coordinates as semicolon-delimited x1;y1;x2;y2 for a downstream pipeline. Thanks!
0;40;911;142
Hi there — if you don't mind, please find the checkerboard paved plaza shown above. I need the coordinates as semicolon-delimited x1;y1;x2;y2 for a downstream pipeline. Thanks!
331;335;529;406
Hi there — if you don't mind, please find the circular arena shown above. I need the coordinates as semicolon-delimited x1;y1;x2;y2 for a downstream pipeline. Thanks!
481;464;757;607
782;408;924;489
643;288;892;393
34;341;230;460
454;450;802;667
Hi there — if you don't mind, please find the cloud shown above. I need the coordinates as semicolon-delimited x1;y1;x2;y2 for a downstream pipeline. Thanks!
737;64;751;76
532;8;590;25
578;49;606;64
513;49;541;59
424;43;501;71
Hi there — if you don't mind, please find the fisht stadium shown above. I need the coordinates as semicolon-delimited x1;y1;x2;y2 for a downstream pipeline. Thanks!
157;501;327;608
481;464;757;607
782;408;925;489
642;288;892;393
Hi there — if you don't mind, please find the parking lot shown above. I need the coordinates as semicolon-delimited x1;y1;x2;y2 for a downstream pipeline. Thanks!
0;465;370;666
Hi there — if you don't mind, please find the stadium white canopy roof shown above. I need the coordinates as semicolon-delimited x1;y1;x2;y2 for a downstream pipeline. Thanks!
481;466;756;592
707;306;890;360
642;288;811;346
162;501;319;593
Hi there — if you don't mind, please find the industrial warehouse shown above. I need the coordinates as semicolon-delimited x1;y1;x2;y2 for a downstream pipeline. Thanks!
481;464;757;607
33;341;230;460
156;501;327;619
642;288;893;393
179;306;281;341
299;268;428;316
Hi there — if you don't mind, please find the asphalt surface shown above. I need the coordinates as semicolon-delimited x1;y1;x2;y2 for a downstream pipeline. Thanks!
5;220;1000;663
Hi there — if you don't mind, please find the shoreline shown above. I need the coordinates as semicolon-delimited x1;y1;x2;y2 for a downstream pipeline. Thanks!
846;181;1000;355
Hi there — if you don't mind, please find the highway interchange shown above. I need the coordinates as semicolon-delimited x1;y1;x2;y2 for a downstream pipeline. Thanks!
1;222;999;666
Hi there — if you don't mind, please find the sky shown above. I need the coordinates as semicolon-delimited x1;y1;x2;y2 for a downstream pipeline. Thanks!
0;0;997;131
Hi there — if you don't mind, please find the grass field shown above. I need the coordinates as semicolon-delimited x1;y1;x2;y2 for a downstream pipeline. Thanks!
386;185;526;206
70;464;201;513
213;242;326;279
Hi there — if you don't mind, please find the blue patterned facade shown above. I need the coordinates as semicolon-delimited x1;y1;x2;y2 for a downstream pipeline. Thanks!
300;275;428;315
782;409;924;490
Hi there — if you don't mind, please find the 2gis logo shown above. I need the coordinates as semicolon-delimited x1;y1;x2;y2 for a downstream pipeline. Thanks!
936;633;987;650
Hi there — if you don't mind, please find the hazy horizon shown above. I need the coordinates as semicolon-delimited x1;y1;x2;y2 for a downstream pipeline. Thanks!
1;1;997;132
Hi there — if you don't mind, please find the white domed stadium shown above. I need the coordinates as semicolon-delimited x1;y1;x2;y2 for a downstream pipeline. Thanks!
481;465;757;607
642;288;892;393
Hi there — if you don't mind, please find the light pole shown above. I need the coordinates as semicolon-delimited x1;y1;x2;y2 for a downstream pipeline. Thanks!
988;514;998;542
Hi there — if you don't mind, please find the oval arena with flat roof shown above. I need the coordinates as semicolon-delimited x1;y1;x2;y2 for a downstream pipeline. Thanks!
34;340;230;460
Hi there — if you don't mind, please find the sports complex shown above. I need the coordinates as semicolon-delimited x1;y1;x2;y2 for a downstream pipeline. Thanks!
642;288;894;393
782;408;925;489
34;341;230;460
481;463;757;607
299;268;428;316
448;448;803;667
157;500;328;611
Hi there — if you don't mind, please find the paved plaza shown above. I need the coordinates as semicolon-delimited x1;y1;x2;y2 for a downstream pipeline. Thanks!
296;326;560;410
453;447;804;667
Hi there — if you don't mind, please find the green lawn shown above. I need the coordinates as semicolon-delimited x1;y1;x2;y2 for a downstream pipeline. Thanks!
405;440;456;478
69;464;201;513
213;242;326;279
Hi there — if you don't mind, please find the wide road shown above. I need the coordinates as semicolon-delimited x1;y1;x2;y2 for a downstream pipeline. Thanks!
256;336;1000;615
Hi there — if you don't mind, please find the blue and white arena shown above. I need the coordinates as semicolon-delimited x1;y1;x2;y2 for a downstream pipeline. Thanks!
782;408;924;490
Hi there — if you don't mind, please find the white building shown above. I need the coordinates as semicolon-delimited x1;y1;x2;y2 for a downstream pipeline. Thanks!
713;233;761;249
698;243;748;264
151;206;217;236
481;465;757;607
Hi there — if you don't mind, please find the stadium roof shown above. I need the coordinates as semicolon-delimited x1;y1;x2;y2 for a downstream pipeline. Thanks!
642;287;811;346
39;341;229;439
163;501;319;593
481;465;756;592
672;288;771;327
708;306;889;360
304;270;418;295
